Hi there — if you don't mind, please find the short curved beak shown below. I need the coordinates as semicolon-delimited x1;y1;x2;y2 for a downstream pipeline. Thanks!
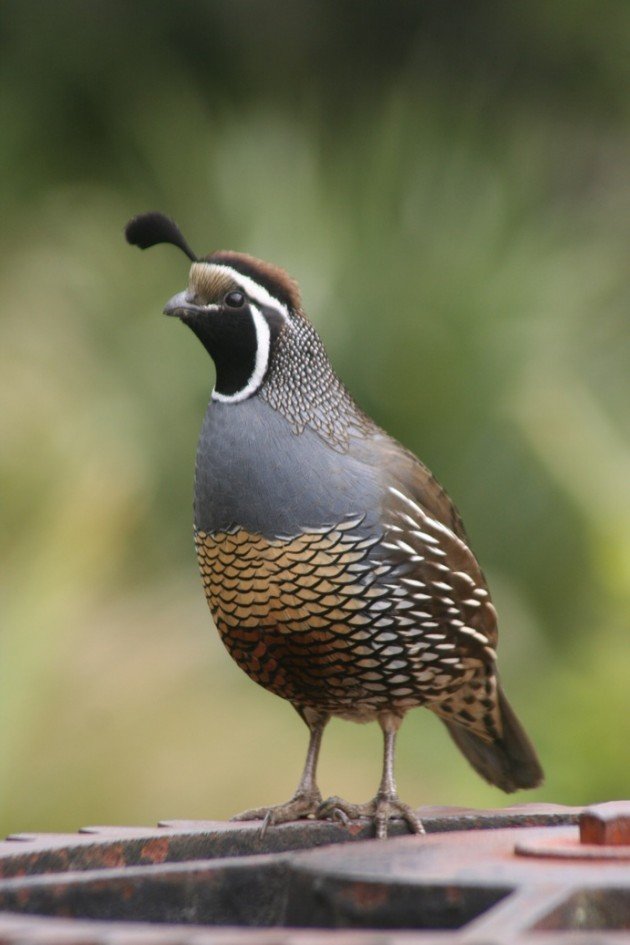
163;291;193;318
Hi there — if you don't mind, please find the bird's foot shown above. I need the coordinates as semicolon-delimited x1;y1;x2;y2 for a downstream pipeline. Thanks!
317;793;425;839
230;789;322;838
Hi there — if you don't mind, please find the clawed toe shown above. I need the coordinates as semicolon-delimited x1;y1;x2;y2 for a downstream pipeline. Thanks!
373;794;425;839
317;793;424;839
316;795;372;823
230;790;322;835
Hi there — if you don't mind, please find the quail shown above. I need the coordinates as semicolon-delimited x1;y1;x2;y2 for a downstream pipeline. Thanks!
126;211;544;839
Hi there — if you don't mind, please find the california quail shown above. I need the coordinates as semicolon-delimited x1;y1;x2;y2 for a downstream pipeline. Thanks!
126;211;544;838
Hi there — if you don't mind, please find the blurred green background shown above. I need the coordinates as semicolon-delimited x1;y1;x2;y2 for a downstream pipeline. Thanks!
1;1;629;836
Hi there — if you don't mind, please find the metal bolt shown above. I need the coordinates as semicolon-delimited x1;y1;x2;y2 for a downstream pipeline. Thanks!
579;801;630;847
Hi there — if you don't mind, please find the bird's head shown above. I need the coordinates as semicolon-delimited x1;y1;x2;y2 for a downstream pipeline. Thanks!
125;211;303;403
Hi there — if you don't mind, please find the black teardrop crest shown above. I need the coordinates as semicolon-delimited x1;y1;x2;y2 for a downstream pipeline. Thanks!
125;212;197;261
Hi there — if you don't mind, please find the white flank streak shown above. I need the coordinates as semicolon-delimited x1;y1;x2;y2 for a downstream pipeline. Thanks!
399;512;420;528
458;626;488;645
388;486;467;545
453;571;476;586
411;529;439;545
209;264;290;318
388;486;418;507
432;581;452;592
212;305;271;404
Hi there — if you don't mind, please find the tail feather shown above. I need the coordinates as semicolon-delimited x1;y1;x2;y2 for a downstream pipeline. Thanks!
441;687;544;793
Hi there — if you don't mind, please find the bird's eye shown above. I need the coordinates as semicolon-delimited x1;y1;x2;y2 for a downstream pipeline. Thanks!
224;291;245;308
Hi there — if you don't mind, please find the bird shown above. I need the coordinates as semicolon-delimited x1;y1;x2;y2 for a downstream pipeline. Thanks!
125;211;543;839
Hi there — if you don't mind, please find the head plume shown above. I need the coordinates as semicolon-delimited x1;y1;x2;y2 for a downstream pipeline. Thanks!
125;211;198;261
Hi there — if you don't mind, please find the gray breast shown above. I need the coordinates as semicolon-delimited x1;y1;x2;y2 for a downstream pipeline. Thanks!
194;396;385;539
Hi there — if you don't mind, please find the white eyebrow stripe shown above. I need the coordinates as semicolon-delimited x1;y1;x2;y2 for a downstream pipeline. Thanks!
212;304;271;404
207;264;290;319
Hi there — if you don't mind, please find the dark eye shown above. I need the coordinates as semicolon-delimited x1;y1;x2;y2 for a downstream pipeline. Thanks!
224;291;245;308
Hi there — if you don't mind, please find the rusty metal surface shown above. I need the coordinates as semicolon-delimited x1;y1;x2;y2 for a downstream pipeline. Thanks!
516;802;630;862
580;801;630;847
0;804;579;879
0;803;627;944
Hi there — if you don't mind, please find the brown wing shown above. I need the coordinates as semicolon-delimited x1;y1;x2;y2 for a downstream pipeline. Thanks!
382;483;498;651
378;478;503;740
353;429;469;541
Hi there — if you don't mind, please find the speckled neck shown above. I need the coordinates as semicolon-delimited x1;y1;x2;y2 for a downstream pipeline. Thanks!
259;313;374;452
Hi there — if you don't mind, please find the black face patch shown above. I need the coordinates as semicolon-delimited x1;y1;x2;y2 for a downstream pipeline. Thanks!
183;307;260;397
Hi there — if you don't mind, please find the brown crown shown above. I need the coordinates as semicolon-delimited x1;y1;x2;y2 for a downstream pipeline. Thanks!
206;250;302;312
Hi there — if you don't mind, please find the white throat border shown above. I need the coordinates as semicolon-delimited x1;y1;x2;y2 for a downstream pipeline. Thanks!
212;304;272;404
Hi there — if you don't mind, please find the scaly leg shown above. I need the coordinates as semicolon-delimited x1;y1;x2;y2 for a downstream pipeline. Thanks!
231;708;329;832
318;713;425;839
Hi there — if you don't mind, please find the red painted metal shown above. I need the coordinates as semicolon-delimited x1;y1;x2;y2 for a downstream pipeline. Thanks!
0;803;627;943
580;800;630;846
515;800;630;861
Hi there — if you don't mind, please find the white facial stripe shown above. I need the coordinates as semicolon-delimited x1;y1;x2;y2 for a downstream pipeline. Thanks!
207;264;289;319
212;304;271;404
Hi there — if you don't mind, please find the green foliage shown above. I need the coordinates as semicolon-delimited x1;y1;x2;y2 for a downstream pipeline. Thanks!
1;2;628;834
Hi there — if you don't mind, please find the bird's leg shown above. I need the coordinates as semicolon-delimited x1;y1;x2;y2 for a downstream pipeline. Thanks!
318;714;425;838
231;709;329;830
370;719;425;838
